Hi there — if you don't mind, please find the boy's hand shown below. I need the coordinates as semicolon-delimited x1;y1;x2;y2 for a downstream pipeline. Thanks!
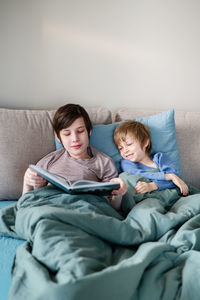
135;181;158;194
108;178;127;211
22;168;47;194
110;177;127;196
165;173;189;196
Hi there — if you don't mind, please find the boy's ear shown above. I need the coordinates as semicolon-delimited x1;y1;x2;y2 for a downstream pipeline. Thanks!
144;138;150;150
54;131;61;143
89;129;92;137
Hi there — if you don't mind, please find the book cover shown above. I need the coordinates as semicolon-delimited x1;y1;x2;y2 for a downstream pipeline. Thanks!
29;164;120;196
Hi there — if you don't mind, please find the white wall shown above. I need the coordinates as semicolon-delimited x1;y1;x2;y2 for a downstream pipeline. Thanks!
0;0;200;111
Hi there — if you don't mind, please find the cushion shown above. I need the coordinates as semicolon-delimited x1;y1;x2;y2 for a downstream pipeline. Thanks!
0;109;56;200
56;109;181;175
0;107;112;200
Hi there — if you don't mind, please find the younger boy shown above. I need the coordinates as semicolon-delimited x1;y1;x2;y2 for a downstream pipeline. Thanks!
114;120;189;195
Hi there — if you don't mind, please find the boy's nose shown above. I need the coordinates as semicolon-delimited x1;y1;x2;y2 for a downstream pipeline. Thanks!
123;146;129;153
71;132;79;141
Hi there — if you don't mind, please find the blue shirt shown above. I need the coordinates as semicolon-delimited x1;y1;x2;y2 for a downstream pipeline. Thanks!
121;152;180;191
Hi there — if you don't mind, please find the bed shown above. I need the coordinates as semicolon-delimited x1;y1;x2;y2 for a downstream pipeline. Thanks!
1;107;200;300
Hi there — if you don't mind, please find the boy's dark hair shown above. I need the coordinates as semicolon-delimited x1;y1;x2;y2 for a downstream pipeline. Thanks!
52;104;92;138
114;120;152;154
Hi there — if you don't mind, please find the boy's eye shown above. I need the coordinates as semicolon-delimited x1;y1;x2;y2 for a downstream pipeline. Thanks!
77;129;85;133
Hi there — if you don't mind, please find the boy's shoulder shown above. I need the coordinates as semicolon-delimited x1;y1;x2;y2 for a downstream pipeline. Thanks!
152;152;169;159
36;148;66;167
152;152;173;165
42;147;65;159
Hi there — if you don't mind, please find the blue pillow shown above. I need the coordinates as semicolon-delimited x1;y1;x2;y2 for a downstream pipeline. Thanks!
55;109;181;174
134;109;180;173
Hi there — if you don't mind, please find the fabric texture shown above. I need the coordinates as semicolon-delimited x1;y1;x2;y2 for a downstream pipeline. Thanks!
1;176;200;299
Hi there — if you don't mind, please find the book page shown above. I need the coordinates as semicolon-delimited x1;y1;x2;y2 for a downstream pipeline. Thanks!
71;180;99;187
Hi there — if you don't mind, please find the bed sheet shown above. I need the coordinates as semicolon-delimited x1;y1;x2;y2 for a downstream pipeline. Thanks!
0;201;24;300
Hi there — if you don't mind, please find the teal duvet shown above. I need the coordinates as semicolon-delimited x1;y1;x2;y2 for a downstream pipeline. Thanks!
1;173;200;300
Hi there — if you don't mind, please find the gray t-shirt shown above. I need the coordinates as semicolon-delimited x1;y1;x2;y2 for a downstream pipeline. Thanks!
36;145;118;183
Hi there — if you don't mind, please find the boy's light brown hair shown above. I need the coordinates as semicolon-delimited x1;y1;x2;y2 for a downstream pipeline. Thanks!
114;120;152;154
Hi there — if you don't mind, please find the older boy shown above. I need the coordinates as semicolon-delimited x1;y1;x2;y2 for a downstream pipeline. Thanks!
23;104;127;209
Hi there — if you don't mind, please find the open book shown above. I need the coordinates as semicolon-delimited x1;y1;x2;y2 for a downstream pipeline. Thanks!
29;164;120;196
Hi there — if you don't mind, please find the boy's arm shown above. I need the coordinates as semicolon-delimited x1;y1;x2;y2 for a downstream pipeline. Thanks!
109;177;127;210
121;159;166;180
121;153;182;191
165;173;189;195
155;152;180;176
154;153;189;194
122;153;180;180
135;181;158;194
121;153;189;194
151;179;176;190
